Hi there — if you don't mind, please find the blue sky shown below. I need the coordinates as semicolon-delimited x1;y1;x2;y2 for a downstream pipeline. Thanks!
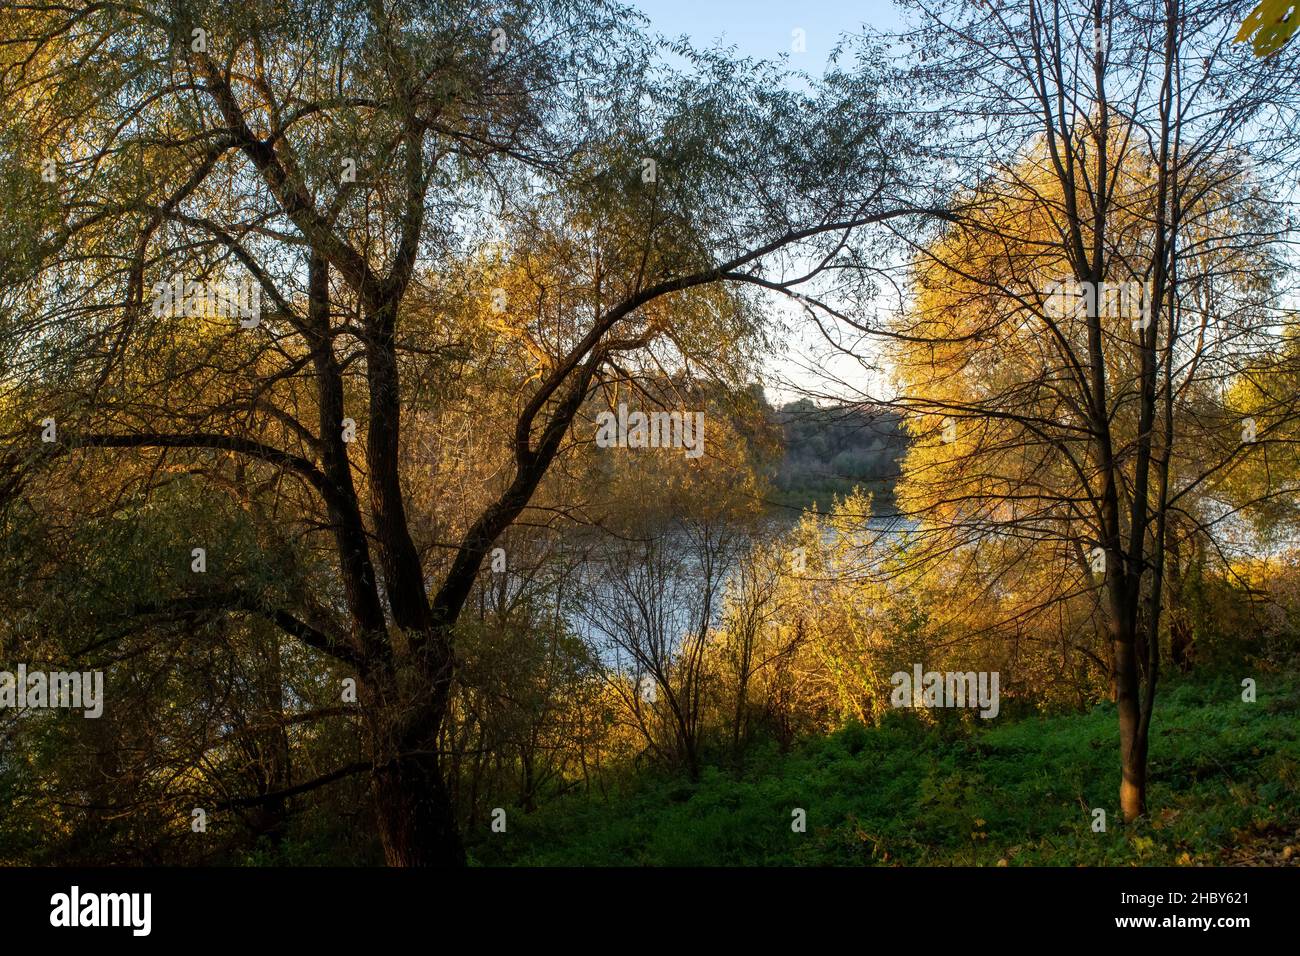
631;1;910;403
630;0;906;65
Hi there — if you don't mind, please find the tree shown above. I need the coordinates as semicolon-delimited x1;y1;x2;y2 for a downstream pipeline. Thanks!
807;0;1300;821
0;0;925;863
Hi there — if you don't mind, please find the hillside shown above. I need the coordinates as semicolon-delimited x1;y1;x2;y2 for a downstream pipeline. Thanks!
768;399;909;513
468;674;1300;866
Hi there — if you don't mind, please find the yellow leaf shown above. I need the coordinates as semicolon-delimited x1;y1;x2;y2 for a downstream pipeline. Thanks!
1236;1;1299;57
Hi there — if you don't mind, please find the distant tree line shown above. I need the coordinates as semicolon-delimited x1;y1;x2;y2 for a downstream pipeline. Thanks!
764;398;908;513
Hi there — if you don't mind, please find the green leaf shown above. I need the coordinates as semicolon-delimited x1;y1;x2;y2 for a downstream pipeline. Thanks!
1236;0;1299;57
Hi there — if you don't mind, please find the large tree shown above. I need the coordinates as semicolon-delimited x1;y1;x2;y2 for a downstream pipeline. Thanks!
0;0;925;863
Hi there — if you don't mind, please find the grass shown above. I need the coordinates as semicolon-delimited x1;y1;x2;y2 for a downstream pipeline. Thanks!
468;673;1300;866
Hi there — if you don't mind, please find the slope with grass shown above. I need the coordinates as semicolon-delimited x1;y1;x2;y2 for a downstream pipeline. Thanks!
470;675;1300;866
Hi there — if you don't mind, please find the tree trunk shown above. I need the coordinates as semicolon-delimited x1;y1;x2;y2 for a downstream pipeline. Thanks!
1169;611;1193;672
371;748;465;867
1113;633;1147;822
362;658;466;867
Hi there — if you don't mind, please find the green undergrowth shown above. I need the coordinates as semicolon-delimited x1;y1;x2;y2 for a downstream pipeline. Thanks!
469;673;1300;866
